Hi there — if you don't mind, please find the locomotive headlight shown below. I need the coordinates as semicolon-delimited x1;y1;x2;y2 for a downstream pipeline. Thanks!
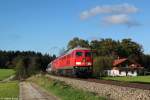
74;66;78;69
76;62;81;65
87;62;92;65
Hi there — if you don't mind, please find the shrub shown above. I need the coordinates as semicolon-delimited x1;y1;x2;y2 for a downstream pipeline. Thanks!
93;56;114;77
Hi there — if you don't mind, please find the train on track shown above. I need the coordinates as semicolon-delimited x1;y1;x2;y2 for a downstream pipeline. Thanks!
47;47;93;77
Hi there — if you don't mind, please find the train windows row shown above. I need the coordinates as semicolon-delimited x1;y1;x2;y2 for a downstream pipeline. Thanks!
76;51;91;57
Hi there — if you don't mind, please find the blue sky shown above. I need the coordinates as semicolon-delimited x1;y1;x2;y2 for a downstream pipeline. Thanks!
0;0;149;55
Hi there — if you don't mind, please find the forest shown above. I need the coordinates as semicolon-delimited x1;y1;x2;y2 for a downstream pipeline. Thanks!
0;50;56;78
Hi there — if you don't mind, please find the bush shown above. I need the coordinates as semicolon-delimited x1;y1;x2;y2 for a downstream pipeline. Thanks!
93;56;114;77
15;57;39;79
15;57;29;79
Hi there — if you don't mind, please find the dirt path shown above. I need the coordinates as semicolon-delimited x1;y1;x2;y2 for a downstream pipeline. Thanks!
20;82;59;100
1;75;15;82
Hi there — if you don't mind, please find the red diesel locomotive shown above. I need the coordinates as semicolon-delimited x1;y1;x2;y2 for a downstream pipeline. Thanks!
47;47;93;77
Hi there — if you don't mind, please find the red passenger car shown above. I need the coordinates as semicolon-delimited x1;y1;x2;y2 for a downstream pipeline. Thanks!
47;47;93;77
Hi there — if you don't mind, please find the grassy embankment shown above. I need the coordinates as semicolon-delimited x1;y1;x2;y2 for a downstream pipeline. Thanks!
0;69;15;81
102;76;150;84
28;75;106;100
0;69;19;98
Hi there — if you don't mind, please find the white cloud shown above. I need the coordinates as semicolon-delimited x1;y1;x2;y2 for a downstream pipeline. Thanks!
102;14;140;27
80;3;138;20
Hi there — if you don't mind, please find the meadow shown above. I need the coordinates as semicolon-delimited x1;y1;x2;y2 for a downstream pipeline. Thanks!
0;69;15;81
0;81;19;98
102;76;150;84
0;69;18;98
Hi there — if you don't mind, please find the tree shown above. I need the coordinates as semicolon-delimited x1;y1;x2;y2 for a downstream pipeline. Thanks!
90;38;143;58
90;38;119;56
140;54;150;71
15;57;28;79
0;50;55;79
120;39;143;57
93;56;114;77
67;37;90;50
0;50;54;70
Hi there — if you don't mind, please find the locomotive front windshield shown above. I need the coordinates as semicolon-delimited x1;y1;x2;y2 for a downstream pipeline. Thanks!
76;52;82;56
76;51;92;57
85;52;91;57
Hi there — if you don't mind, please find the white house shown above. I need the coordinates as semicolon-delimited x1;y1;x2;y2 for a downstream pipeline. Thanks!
105;58;143;76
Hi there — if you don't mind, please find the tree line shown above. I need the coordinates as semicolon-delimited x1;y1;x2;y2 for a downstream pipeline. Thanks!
0;37;150;78
68;37;143;57
0;50;56;79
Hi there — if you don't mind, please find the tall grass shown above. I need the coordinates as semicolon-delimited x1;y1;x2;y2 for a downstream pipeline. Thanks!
29;75;106;100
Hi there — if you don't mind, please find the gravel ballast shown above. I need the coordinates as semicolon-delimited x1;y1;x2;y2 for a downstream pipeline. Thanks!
47;75;150;100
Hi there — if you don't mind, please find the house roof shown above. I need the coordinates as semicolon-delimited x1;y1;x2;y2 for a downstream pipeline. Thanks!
113;58;127;66
129;63;143;69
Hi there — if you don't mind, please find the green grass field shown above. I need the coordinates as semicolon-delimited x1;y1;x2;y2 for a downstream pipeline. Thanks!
0;81;19;98
102;76;150;83
0;69;15;81
28;75;106;100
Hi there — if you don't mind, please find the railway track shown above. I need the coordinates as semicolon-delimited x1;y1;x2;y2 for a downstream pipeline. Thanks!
82;78;150;90
49;75;150;90
47;75;150;100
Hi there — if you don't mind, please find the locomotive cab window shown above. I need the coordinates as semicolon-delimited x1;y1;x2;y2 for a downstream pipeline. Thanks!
85;52;91;57
76;52;82;56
